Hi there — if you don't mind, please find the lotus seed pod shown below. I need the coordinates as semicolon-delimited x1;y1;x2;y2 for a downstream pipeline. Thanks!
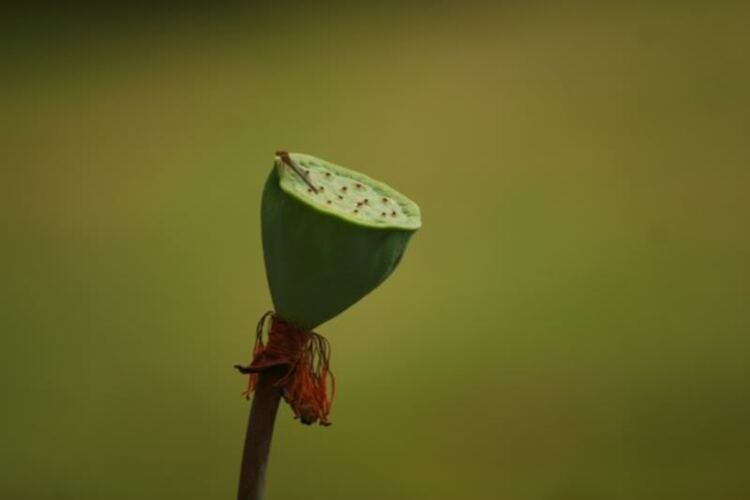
261;152;421;330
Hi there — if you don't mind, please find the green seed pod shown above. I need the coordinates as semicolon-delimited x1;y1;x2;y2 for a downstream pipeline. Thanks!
261;152;421;330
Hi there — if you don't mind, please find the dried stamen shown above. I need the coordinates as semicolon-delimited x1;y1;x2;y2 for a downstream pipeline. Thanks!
235;312;335;426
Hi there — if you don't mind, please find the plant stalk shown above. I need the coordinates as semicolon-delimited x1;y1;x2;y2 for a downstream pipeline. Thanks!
236;367;285;500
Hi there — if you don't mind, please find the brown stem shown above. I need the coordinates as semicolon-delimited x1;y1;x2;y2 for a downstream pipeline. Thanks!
236;367;285;500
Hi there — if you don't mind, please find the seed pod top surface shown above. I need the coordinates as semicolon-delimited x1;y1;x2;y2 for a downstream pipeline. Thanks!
276;153;421;231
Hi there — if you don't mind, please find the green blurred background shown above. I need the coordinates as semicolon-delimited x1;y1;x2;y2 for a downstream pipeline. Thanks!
2;2;749;499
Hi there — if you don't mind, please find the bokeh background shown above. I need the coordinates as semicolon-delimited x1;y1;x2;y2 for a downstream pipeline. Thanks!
3;2;749;499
